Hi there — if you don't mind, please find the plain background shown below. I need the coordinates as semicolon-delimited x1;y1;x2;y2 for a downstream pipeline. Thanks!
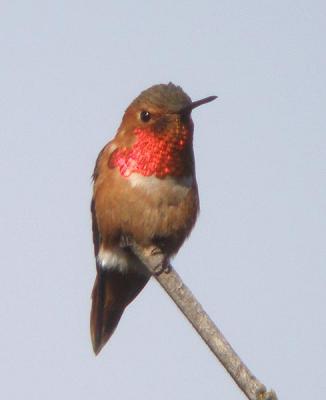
1;1;325;399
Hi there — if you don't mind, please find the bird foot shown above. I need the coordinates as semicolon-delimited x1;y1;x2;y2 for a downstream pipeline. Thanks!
120;234;132;248
128;242;171;275
138;246;172;275
148;247;171;275
153;261;172;276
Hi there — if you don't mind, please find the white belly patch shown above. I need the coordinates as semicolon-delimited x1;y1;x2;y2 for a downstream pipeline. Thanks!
128;174;193;200
97;246;149;275
97;247;129;272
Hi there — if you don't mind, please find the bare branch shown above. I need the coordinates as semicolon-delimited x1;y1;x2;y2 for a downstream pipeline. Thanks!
131;242;278;400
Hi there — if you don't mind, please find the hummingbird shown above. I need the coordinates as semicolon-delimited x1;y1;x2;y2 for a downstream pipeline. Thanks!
90;83;216;354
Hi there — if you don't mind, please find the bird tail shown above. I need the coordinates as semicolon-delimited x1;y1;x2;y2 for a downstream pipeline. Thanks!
90;269;149;355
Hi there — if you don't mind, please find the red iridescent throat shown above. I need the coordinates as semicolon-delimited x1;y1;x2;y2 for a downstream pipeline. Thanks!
109;126;192;178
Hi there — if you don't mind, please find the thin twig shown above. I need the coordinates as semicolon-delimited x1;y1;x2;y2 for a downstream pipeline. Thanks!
131;243;278;400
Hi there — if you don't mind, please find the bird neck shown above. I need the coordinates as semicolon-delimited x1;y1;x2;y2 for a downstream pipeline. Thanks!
109;126;194;178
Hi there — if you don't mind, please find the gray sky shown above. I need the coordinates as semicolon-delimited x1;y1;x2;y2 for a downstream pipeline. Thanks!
1;1;325;399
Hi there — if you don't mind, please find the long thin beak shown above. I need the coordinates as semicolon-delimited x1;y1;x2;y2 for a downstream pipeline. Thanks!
180;95;217;114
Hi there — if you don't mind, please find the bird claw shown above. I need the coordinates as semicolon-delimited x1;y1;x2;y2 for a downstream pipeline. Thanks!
120;234;132;248
151;247;163;256
149;247;171;275
130;243;171;275
153;261;171;276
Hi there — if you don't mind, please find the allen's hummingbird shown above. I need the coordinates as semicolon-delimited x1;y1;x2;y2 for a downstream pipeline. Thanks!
90;83;216;354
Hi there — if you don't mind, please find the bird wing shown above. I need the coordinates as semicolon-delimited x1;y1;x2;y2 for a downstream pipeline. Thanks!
90;145;149;354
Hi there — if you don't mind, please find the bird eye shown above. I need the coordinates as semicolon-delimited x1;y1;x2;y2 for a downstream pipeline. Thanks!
140;110;151;122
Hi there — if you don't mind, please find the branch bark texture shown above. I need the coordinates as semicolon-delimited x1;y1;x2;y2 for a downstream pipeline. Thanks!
131;243;277;400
